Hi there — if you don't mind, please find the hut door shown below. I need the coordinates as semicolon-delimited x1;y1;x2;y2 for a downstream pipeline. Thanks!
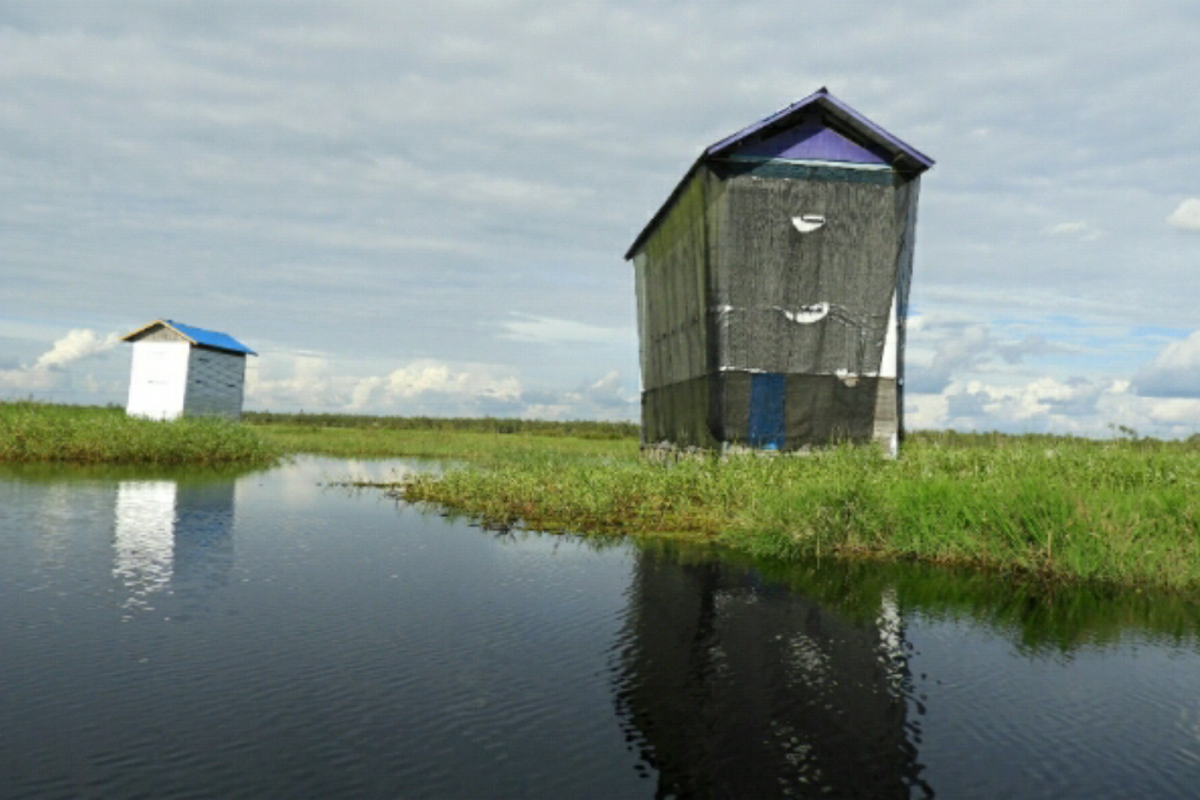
749;373;786;450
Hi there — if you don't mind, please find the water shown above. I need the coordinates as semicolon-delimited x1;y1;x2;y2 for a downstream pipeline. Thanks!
2;457;1200;799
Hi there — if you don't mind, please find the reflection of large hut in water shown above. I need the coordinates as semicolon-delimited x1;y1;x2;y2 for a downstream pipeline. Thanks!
625;88;933;455
611;550;928;798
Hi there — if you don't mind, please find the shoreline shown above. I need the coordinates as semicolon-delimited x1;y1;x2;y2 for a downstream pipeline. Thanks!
385;433;1200;591
8;402;1200;590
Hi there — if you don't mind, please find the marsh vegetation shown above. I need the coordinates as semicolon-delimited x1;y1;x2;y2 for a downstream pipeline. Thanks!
395;431;1200;590
0;401;280;466
9;401;1199;588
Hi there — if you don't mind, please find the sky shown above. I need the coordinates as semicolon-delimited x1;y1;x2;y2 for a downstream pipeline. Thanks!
2;0;1199;437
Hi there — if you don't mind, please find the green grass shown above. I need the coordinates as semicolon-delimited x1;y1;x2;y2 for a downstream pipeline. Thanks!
246;411;639;461
12;401;1200;589
244;411;637;439
0;401;281;466
394;432;1200;590
250;424;637;461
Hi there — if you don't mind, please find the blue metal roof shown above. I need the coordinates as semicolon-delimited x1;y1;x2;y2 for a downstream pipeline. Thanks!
625;88;934;260
122;319;257;355
166;320;257;355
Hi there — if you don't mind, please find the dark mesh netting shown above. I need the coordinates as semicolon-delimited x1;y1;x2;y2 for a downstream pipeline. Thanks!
633;161;920;452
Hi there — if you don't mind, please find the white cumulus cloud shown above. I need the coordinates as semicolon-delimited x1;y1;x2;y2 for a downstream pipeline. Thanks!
0;328;122;400
243;352;639;420
1045;221;1102;241
245;354;523;414
384;360;522;402
1132;330;1200;397
34;329;121;370
501;314;635;347
1167;198;1200;232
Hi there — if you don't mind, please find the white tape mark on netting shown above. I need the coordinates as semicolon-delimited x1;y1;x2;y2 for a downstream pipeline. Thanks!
791;214;826;233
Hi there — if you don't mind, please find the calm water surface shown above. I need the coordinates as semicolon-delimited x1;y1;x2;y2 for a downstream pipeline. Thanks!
2;457;1199;799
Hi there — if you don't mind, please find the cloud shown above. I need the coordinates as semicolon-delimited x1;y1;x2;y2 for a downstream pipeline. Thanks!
945;388;992;419
34;329;120;370
995;335;1051;365
1045;221;1101;240
1131;330;1200;397
915;377;1122;435
521;370;638;420
1144;397;1200;425
383;360;521;402
246;354;523;413
501;314;635;347
243;351;638;420
0;366;56;393
1167;198;1200;232
0;328;122;399
904;316;1058;393
909;372;1200;440
949;378;1103;426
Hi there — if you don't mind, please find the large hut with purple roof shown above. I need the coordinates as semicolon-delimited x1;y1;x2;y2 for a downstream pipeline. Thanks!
625;88;933;455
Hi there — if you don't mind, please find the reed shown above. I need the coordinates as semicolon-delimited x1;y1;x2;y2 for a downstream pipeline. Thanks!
396;435;1200;590
0;401;281;466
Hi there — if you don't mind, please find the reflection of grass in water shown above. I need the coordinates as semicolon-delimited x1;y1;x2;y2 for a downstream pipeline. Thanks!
768;556;1200;654
0;401;280;466
0;459;267;485
640;538;1200;654
395;431;1200;591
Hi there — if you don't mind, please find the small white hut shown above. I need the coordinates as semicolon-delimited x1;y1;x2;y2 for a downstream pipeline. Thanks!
122;320;256;421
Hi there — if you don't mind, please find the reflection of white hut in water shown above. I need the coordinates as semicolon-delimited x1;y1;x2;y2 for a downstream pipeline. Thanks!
114;481;177;605
114;480;236;611
122;320;256;420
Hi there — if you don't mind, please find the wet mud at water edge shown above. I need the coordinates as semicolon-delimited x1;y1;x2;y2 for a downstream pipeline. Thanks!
2;457;1199;799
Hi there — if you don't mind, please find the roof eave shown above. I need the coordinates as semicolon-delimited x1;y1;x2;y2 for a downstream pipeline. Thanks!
623;155;707;261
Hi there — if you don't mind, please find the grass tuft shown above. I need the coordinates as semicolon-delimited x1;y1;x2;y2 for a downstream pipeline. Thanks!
0;401;281;466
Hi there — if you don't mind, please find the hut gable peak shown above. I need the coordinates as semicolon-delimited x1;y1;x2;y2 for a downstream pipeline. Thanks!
704;88;933;172
625;88;934;260
713;109;891;166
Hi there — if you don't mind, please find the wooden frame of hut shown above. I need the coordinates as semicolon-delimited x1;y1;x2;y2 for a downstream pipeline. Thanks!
625;88;933;455
122;320;256;421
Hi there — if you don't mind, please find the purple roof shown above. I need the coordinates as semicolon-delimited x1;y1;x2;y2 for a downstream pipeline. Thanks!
704;87;933;169
625;88;934;260
716;116;890;165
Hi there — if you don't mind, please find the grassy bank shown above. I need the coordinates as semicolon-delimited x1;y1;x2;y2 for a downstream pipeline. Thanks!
245;411;636;439
396;432;1200;590
247;413;636;461
0;401;281;466
12;400;1200;589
